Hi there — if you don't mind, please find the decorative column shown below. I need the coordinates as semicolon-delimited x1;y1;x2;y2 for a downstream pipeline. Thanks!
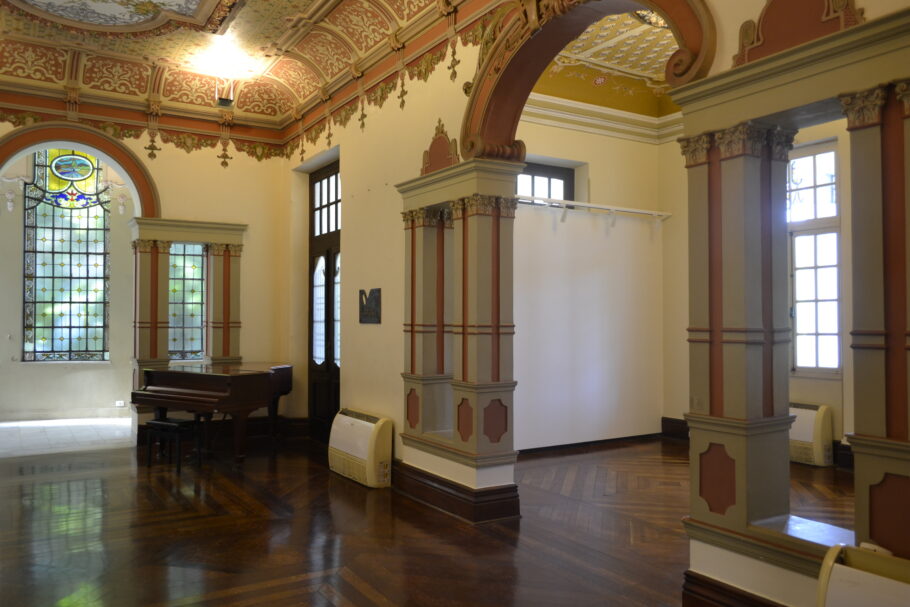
396;158;523;522
840;82;910;558
207;243;243;365
681;122;796;533
131;238;170;381
402;207;453;436
450;194;518;470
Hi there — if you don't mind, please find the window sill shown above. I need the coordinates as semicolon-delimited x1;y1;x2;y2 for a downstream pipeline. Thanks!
791;369;842;381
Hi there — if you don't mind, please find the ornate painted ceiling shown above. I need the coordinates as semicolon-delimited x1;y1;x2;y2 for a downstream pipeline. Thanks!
535;11;680;116
0;0;682;161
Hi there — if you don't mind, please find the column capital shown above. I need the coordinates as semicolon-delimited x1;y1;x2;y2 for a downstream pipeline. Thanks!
226;243;243;256
839;85;887;130
768;127;798;162
895;79;910;118
155;240;171;251
209;243;227;255
131;239;157;253
455;194;518;218
715;122;768;160
678;133;712;167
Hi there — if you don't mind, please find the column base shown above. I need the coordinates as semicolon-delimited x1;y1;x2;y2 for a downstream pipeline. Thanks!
848;433;910;557
392;460;519;523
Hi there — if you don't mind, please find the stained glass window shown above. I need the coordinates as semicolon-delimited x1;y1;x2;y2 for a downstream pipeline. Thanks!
168;243;206;360
23;149;110;361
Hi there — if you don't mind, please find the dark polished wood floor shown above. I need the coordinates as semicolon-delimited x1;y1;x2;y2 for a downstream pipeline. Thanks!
0;436;853;606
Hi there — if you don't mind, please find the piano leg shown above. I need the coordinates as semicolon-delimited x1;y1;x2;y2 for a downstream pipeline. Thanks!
268;396;279;446
231;410;251;462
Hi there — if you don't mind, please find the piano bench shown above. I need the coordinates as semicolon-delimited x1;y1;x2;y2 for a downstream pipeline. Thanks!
145;418;201;474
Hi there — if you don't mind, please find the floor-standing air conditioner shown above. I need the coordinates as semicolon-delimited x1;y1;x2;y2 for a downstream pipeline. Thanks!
328;408;393;487
789;403;833;466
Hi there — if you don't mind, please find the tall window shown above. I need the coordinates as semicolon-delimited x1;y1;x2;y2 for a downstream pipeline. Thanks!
23;149;110;361
168;243;206;360
309;161;341;440
787;148;839;371
516;162;575;202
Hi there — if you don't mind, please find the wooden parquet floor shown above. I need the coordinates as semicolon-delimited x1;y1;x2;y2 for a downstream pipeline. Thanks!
0;436;853;607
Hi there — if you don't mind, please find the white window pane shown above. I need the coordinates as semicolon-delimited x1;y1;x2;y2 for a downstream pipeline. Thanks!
794;235;815;268
534;176;549;199
517;174;532;197
329;205;335;232
321;207;327;234
790;156;815;189
817;267;838;300
816;151;836;185
796;335;817;367
550;179;565;201
337;201;341;230
314;181;322;207
334;253;341;366
818;335;839;368
336;174;341;200
329;175;336;203
313;256;326;365
794;269;816;301
789;189;814;222
313;210;320;236
816;233;837;266
816;185;836;218
795;302;816;334
817;301;838;334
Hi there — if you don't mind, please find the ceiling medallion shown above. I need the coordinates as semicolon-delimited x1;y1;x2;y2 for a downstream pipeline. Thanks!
632;10;669;29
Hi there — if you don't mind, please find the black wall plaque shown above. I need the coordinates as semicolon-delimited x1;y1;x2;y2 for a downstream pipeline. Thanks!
359;288;381;323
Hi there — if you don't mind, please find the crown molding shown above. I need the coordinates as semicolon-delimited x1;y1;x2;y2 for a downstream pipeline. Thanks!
520;92;683;145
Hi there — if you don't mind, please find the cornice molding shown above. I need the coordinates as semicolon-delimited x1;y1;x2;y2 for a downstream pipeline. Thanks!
671;7;910;125
520;93;683;145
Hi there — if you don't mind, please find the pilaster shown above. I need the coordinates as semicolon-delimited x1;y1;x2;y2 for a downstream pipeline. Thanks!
396;160;523;507
680;123;796;537
131;238;170;379
208;243;242;365
841;82;910;557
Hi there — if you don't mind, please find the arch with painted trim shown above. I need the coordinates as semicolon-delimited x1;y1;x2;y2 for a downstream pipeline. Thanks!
461;0;716;161
0;122;160;218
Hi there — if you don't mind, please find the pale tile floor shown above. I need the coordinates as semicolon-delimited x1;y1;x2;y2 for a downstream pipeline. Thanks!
0;418;134;458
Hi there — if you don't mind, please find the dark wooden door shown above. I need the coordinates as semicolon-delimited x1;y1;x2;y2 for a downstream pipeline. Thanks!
309;162;341;442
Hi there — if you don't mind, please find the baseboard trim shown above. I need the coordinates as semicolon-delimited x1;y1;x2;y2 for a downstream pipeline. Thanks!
392;460;520;524
833;440;853;469
682;571;786;607
662;416;690;440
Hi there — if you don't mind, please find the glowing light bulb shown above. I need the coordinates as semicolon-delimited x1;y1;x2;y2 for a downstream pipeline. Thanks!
189;32;265;80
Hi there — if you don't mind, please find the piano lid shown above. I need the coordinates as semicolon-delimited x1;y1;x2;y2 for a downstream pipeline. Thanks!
141;362;293;376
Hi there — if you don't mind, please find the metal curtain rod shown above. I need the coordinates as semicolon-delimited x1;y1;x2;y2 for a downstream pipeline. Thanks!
516;196;672;221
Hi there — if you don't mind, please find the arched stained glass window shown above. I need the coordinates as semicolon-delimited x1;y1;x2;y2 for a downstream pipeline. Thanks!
23;149;110;361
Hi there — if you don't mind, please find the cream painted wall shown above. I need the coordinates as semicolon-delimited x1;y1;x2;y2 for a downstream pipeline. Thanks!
703;0;910;78
512;204;664;449
789;119;854;440
657;140;690;423
513;121;672;448
289;44;484;455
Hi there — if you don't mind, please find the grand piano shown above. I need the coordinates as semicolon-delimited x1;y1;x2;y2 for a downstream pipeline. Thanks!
131;362;292;461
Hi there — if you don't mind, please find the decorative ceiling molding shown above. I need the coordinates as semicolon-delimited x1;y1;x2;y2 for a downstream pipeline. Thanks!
1;0;240;35
521;92;683;145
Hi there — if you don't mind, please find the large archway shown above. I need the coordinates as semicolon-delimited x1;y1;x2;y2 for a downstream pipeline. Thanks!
0;122;160;218
460;0;715;161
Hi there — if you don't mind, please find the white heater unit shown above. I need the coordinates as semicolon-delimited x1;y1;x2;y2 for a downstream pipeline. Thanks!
328;408;393;488
789;403;833;466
